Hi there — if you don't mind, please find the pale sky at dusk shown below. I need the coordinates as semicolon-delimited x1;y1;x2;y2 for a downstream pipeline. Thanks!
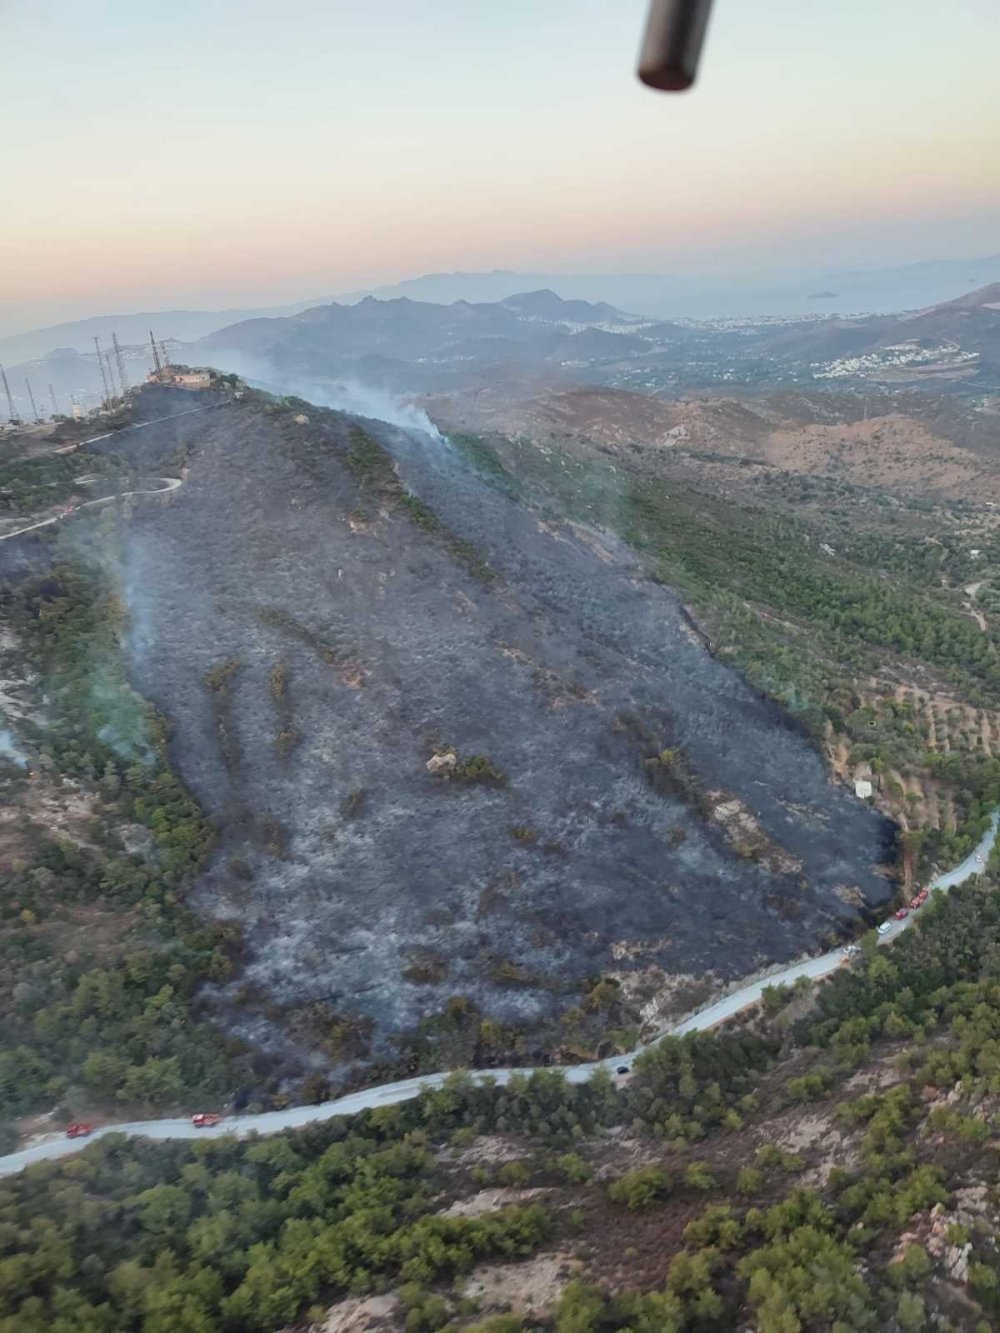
2;0;998;333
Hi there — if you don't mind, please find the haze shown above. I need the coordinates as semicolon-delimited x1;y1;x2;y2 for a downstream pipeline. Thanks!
2;0;998;334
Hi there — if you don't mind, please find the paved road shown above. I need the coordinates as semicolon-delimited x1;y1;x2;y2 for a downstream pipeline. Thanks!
0;477;182;542
50;404;218;455
2;814;994;1178
1;401;214;543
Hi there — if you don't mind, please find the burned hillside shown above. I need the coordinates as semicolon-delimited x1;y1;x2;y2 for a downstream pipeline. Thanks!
7;386;896;1075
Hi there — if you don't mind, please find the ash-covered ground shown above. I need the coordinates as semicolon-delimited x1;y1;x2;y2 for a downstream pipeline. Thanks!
66;388;895;1064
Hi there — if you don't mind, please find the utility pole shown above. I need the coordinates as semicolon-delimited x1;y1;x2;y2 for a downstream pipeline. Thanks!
0;363;18;423
94;336;113;408
48;384;59;418
149;329;162;375
25;378;41;425
112;331;129;396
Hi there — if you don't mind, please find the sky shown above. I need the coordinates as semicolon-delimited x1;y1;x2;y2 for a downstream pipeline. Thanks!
1;0;998;334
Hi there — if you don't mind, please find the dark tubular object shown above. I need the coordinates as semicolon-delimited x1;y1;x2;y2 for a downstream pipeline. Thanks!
638;0;714;91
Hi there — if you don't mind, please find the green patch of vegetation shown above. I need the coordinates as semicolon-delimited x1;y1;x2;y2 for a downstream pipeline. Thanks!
452;753;507;786
0;565;252;1122
340;786;367;817
267;662;287;700
258;606;348;666
0;451;128;517
608;1163;671;1210
449;432;523;499
204;657;240;691
509;824;539;845
0;1123;551;1333
343;425;495;582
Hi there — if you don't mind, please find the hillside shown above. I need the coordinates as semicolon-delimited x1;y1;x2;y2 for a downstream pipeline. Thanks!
0;298;322;365
0;383;901;1120
429;383;1000;502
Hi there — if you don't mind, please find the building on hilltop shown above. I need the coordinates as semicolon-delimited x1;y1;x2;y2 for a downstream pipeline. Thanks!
146;365;213;390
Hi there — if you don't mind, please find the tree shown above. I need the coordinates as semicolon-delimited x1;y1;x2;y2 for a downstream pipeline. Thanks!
896;1290;927;1331
608;1165;670;1211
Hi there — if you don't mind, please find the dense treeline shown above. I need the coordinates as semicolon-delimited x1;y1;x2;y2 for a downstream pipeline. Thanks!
7;886;1000;1328
0;562;253;1123
0;1122;550;1333
0;453;128;517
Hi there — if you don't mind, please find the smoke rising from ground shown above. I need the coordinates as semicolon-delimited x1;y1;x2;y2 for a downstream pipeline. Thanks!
0;727;28;768
204;346;444;441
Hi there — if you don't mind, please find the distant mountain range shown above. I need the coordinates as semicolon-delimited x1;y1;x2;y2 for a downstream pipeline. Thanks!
0;299;320;367
196;289;660;395
4;255;1000;375
335;256;1000;322
5;279;999;420
198;281;1000;399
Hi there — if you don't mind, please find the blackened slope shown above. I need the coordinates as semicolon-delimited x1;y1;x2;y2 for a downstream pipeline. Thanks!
108;395;893;1064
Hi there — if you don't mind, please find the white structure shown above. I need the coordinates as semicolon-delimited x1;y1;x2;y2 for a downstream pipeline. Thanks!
855;779;874;800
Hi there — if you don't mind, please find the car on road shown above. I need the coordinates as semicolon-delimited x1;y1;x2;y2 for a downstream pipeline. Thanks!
191;1113;222;1128
616;1065;629;1075
877;922;892;936
894;908;909;920
65;1123;93;1139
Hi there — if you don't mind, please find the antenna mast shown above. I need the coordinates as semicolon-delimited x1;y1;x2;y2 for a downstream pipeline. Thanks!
0;363;17;423
25;378;41;425
48;384;59;418
149;329;162;375
112;332;129;396
94;336;113;408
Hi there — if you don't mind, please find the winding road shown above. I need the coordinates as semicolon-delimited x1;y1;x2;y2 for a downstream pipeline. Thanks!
1;814;994;1179
0;477;182;542
2;407;996;1173
0;403;217;544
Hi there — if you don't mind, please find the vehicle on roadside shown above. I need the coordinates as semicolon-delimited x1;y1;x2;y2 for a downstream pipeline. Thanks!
65;1123;92;1139
616;1065;629;1075
191;1112;222;1128
894;908;909;920
877;922;892;936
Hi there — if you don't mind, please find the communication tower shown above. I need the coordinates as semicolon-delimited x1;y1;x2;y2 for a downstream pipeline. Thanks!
25;378;41;425
0;363;19;424
112;332;129;395
94;336;113;408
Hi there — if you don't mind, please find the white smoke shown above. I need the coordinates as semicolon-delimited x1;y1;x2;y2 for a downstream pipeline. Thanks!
203;346;444;441
300;379;444;442
0;728;28;769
